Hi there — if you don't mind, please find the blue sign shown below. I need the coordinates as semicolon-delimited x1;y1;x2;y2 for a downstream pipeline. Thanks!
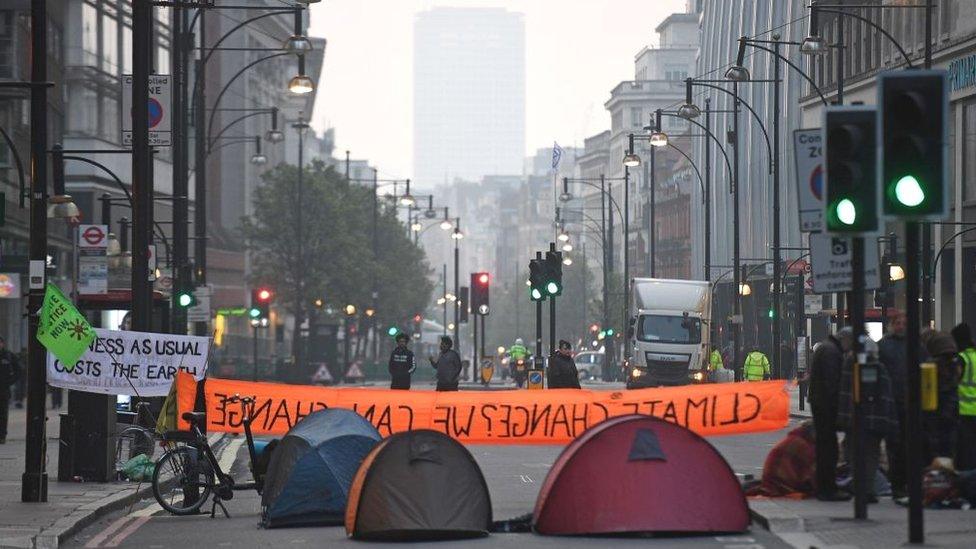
529;371;543;384
948;54;976;92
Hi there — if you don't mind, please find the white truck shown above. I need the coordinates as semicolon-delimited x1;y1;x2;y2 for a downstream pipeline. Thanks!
626;278;712;388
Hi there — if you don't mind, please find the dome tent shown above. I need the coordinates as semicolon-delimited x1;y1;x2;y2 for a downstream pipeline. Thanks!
533;414;749;535
260;408;381;528
345;429;492;540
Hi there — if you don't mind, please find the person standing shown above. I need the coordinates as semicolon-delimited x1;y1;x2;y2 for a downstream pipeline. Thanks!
0;336;22;444
878;309;908;498
709;347;724;371
951;322;976;471
742;346;771;381
388;333;416;390
920;329;961;463
809;328;852;501
547;340;581;389
429;336;462;392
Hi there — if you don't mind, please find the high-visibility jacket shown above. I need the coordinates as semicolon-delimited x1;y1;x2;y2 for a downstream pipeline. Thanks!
509;344;529;360
743;351;770;381
709;349;724;371
960;347;976;417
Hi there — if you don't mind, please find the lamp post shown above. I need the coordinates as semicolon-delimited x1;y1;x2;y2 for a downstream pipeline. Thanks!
452;218;463;353
293;116;310;375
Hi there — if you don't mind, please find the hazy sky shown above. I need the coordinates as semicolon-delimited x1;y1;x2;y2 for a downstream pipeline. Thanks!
308;0;686;180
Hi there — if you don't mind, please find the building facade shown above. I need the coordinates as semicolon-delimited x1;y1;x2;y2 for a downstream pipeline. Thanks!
413;7;525;184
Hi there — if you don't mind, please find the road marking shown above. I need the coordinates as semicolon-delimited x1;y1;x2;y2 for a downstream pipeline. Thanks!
104;516;150;547
83;516;133;548
519;474;534;483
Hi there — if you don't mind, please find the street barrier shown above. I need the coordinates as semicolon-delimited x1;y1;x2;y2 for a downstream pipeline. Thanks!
174;372;789;443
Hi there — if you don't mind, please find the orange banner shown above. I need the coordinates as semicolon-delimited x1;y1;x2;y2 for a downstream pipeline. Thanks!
175;373;788;443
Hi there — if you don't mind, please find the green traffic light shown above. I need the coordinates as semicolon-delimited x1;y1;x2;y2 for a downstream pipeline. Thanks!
606;328;615;336
387;326;399;337
598;330;606;339
836;198;857;226
546;282;559;295
531;288;542;300
248;307;260;318
768;309;775;319
894;175;925;207
177;293;194;307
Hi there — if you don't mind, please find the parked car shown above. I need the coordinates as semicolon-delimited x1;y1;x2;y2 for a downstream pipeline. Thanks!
573;351;604;381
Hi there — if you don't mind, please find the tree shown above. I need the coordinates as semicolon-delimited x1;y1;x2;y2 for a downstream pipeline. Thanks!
241;161;433;360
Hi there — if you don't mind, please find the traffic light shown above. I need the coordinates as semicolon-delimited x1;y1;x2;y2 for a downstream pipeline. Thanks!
459;286;469;323
879;70;948;219
529;259;546;301
544;251;563;296
387;326;400;337
823;106;878;234
250;287;273;320
412;314;423;339
176;289;197;308
470;272;490;314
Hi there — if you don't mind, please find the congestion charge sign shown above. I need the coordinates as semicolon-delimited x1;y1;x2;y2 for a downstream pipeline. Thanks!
793;128;823;232
121;74;171;146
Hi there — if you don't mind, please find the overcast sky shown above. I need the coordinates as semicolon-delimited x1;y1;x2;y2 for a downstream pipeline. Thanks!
308;0;686;180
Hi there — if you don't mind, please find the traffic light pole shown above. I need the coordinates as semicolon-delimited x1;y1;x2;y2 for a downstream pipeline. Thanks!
905;223;923;542
772;40;782;380
132;0;153;333
851;236;867;519
535;251;544;362
472;313;478;382
549;243;557;359
454;218;460;356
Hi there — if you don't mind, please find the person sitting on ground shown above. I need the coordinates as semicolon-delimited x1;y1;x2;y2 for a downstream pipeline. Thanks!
547;340;582;389
745;420;816;498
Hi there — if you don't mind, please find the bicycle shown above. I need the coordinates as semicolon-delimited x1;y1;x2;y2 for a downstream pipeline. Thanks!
151;395;268;518
115;402;166;481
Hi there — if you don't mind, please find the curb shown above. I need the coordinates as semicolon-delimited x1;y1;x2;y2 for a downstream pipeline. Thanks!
30;433;230;549
748;500;806;534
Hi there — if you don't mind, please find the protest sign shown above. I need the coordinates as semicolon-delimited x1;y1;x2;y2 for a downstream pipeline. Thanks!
36;284;95;370
48;328;210;396
174;373;789;443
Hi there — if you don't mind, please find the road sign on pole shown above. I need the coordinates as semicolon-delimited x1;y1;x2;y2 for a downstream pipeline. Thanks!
77;224;108;295
186;284;212;322
793;129;823;233
809;233;881;294
122;74;172;146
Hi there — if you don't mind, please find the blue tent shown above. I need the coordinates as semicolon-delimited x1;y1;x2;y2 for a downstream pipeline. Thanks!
260;408;381;528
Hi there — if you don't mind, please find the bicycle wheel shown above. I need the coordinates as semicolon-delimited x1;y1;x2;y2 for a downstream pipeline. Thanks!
152;446;215;515
115;427;157;480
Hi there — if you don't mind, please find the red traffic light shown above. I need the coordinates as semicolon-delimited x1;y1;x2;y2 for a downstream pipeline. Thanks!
589;323;600;333
413;314;422;323
477;272;489;285
256;288;273;302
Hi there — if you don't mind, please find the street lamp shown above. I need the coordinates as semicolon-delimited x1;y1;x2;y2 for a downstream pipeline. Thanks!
265;107;285;143
889;264;906;282
563;256;573;266
562;243;573;252
647;109;668;148
400;179;415;206
47;194;80;220
284;10;314;54
411;221;422;232
289;55;315;94
724;39;750;81
344;304;357;315
677;79;701;119
451;227;464;240
250;136;268;165
800;9;828;56
557;231;570;242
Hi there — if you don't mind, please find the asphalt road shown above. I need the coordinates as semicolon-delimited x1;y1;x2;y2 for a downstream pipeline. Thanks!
65;419;796;548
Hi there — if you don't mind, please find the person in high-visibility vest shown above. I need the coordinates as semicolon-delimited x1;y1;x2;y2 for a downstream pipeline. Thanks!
743;347;771;381
709;348;724;371
951;322;976;471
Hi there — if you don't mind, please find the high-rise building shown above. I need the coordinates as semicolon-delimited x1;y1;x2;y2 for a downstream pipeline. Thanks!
413;7;525;185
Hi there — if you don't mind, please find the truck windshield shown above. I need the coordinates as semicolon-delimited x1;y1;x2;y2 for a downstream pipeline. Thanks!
637;315;701;344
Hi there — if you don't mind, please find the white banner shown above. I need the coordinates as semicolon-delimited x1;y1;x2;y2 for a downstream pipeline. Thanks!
48;328;210;396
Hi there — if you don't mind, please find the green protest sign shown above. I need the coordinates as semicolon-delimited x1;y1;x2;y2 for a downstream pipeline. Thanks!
36;284;95;371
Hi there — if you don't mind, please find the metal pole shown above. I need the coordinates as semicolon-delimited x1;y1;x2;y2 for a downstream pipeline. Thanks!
171;6;186;334
296;122;305;374
920;1;933;328
193;8;208;336
372;168;378;360
132;0;153;332
252;325;259;381
23;0;49;503
454;218;460;354
442;264;447;336
536;251;544;361
473;310;478;380
549;242;557;358
345;150;350;182
732;81;742;381
623;164;630;357
851;236;867;519
704;98;712;282
905;223;923;543
650;145;656;278
772;41;782;380
834;11;846;331
600;177;610;381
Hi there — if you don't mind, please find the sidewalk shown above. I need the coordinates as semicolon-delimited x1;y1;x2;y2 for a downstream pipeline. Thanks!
0;404;221;548
750;496;976;548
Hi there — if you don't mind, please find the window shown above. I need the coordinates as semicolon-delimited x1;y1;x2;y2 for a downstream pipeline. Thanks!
101;9;118;74
82;2;98;63
964;101;976;202
630;107;642;129
0;11;15;78
636;315;701;344
122;25;132;73
664;65;688;81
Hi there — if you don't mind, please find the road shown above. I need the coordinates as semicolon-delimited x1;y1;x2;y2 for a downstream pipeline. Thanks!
65;415;796;548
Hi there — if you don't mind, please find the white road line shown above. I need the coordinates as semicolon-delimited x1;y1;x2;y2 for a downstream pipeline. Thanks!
83;516;133;548
518;474;534;483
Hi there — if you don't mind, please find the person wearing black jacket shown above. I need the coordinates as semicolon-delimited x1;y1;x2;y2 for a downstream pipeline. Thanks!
809;328;853;501
0;336;22;444
548;340;581;389
388;333;416;390
878;310;908;498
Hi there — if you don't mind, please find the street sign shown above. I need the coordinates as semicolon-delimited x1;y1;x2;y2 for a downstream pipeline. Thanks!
804;294;823;315
121;74;172;146
527;369;544;390
186;283;212;322
793;129;823;233
809;233;881;294
77;224;108;295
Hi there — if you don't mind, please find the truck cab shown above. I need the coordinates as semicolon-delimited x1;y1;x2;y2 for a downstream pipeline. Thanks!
627;278;711;388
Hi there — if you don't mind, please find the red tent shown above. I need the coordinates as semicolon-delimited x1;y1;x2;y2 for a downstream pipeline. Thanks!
533;414;749;535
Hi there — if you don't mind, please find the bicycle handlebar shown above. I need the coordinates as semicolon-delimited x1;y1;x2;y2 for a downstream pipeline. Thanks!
227;394;256;405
